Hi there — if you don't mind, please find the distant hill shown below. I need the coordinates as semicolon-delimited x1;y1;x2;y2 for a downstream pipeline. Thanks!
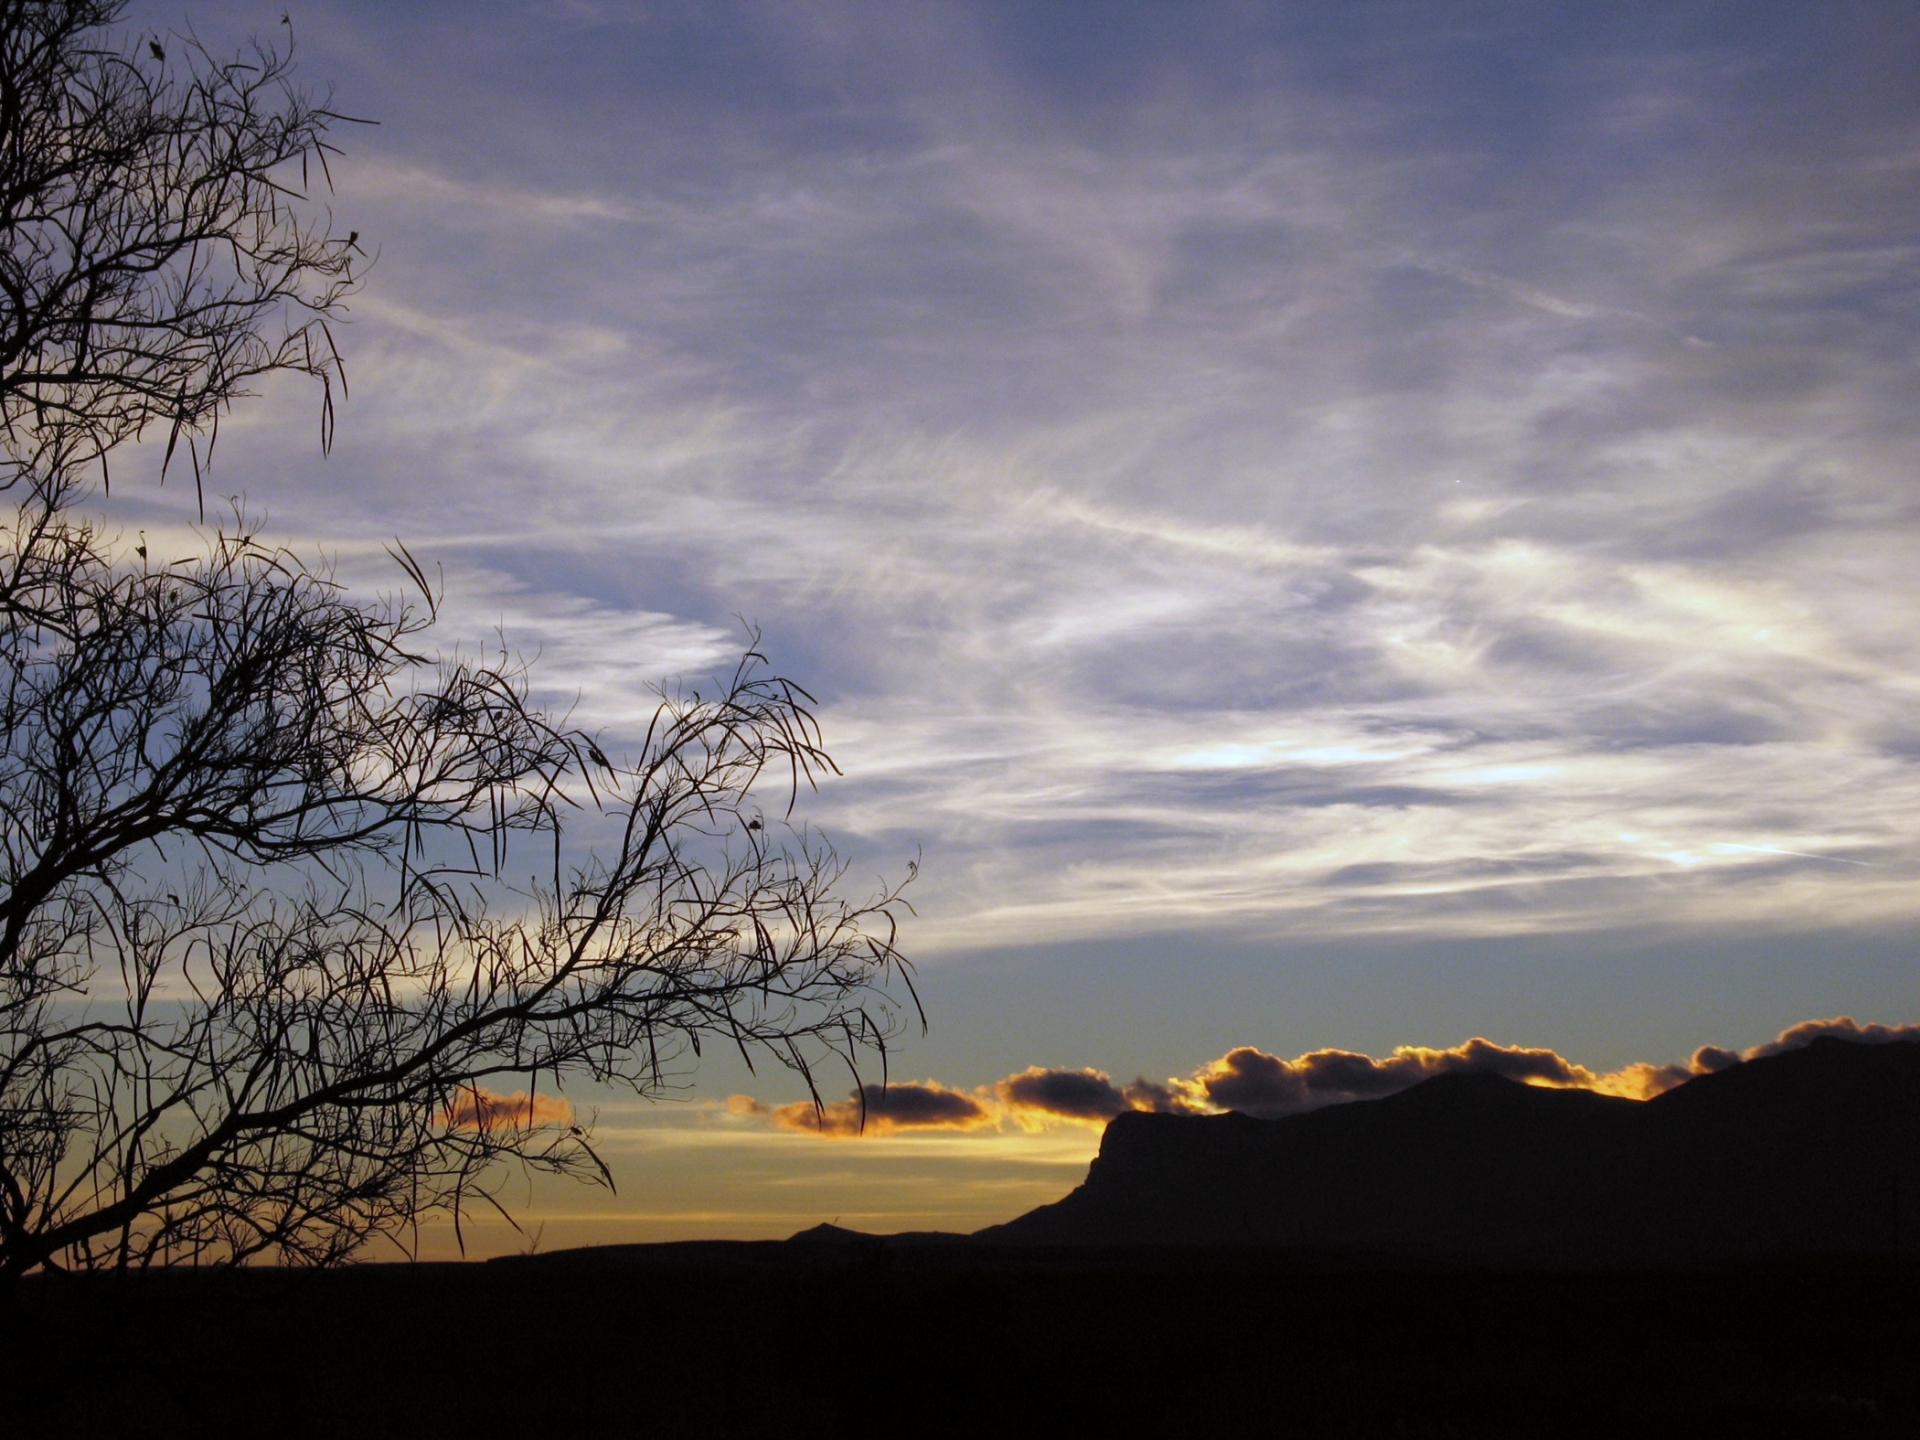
976;1036;1920;1265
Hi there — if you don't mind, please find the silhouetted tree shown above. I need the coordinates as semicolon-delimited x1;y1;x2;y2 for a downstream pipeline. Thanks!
0;3;915;1279
0;0;359;504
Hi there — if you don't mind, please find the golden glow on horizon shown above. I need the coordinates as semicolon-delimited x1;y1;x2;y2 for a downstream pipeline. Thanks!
397;1018;1920;1258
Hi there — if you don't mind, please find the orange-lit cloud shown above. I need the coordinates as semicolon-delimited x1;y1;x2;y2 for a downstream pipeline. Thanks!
996;1066;1200;1126
1599;1016;1920;1100
442;1087;574;1130
770;1081;995;1137
730;1015;1920;1136
1183;1037;1611;1118
1749;1015;1920;1058
1171;1017;1920;1112
1585;1045;1737;1100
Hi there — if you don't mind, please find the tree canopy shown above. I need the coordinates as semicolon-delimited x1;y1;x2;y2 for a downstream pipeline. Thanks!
0;2;915;1277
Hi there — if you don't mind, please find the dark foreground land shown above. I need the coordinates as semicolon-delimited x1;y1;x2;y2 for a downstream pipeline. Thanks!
3;1249;1917;1438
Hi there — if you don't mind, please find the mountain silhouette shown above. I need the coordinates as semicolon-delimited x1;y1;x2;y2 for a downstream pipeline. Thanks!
977;1036;1920;1264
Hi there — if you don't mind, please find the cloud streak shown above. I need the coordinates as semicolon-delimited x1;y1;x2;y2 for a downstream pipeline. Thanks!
130;2;1920;962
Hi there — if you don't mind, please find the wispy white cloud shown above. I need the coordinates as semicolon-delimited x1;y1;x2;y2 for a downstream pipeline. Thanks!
346;159;644;228
124;0;1920;960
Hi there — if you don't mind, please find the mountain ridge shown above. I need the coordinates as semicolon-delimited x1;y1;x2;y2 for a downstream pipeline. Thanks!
976;1035;1920;1264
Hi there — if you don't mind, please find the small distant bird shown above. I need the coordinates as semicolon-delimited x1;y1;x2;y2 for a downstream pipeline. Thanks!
135;530;146;561
746;819;762;831
148;39;165;62
281;11;291;24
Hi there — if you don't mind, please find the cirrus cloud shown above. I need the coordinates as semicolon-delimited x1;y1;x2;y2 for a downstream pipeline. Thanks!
158;0;1920;960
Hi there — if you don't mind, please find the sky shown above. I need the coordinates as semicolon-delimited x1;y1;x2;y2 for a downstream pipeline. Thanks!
111;0;1920;1251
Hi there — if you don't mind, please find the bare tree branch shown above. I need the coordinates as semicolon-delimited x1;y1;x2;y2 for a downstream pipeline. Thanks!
0;4;917;1279
0;496;918;1276
0;0;361;506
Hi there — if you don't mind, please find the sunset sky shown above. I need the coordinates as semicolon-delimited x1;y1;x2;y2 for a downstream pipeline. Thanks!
112;0;1920;1251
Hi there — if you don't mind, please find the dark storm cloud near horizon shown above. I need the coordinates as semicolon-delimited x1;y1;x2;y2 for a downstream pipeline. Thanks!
112;1;1920;998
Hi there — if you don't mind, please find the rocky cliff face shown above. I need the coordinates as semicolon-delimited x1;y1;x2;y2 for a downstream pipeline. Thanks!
978;1037;1920;1265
